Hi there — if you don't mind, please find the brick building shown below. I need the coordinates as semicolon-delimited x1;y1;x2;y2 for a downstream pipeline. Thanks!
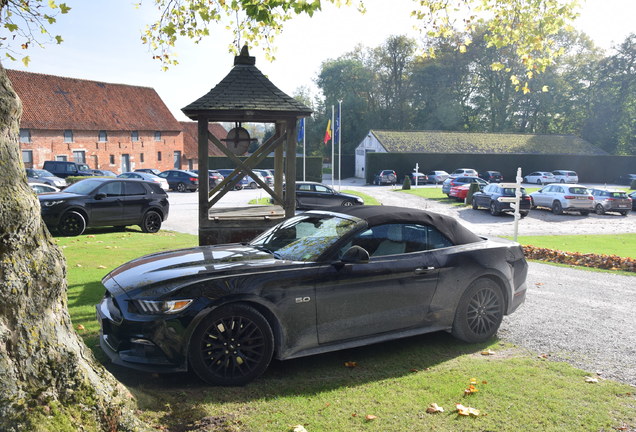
179;121;227;171
8;69;227;174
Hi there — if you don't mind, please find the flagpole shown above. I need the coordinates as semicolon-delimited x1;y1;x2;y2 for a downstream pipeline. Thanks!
302;119;306;182
331;105;334;188
338;100;342;191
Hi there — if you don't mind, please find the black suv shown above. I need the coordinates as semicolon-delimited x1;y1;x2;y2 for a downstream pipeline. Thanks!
157;170;199;192
39;178;169;236
472;183;531;217
42;160;95;178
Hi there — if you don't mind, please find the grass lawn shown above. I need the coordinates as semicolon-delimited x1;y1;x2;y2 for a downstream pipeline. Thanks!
58;230;635;432
511;233;636;259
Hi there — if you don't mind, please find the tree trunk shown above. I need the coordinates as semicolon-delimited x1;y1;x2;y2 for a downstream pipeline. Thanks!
0;65;149;431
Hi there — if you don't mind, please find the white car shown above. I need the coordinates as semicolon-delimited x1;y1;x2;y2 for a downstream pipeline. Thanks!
552;170;579;183
426;170;449;184
523;171;557;185
529;183;594;215
449;168;478;178
29;182;60;194
117;172;170;191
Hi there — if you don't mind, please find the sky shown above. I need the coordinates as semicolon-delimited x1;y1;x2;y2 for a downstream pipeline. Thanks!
5;0;636;122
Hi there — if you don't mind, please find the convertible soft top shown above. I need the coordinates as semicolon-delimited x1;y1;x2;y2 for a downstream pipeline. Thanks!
316;205;483;246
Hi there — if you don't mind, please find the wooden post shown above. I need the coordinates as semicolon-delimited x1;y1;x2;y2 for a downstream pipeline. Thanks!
198;117;209;245
274;121;284;202
285;118;297;218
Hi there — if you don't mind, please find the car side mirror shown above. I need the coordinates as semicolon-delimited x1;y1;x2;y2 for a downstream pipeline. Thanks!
94;193;107;200
341;245;370;264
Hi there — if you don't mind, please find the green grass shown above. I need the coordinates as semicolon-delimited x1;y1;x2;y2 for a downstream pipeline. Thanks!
58;230;636;432
511;234;636;259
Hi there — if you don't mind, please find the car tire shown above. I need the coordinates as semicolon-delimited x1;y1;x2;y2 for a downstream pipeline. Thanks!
559;179;565;183
140;210;162;233
250;182;258;189
537;179;542;185
551;201;563;215
595;204;605;215
472;198;478;210
58;211;86;237
451;278;504;343
342;200;354;206
489;201;500;216
620;211;628;216
188;304;274;386
520;212;529;218
580;210;589;216
176;182;187;193
295;199;301;210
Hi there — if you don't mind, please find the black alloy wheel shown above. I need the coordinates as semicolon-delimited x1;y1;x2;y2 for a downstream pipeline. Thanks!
58;211;86;236
189;304;274;386
452;278;504;343
472;198;478;210
489;201;500;216
552;201;563;215
140;210;162;233
176;182;187;192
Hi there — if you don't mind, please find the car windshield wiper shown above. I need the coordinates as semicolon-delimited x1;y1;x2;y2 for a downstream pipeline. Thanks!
252;244;283;259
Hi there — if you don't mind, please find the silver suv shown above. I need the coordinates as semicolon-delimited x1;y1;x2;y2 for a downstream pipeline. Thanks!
589;188;632;216
449;168;478;178
552;170;579;183
529;183;594;215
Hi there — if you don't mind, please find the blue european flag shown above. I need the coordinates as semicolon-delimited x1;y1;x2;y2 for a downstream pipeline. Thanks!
297;118;305;142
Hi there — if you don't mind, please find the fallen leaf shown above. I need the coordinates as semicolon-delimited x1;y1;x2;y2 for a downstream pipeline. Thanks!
469;377;478;384
290;426;308;432
456;403;480;416
481;349;496;356
86;235;95;238
77;324;85;331
344;361;357;368
365;415;377;421
426;403;444;413
76;264;82;267
97;265;107;269
585;376;599;383
464;385;479;396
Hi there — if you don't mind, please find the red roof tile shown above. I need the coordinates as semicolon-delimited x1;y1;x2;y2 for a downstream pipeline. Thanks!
7;69;181;131
180;121;228;158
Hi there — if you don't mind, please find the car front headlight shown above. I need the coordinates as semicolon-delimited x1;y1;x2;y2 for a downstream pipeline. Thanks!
135;299;193;314
41;200;64;207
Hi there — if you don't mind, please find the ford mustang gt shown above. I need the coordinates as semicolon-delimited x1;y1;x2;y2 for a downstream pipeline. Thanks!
96;206;527;386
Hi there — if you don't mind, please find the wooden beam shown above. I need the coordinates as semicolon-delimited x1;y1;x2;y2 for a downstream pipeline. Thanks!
197;117;210;238
285;119;297;218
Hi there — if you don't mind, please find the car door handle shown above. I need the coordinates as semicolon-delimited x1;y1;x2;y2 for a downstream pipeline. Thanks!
415;266;436;274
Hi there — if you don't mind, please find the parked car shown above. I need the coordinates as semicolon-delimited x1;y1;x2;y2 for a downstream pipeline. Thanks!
91;169;117;177
157;170;199;192
441;176;488;196
523;171;556;185
589;188;632;216
617;173;636;185
410;172;428;185
426;170;449;184
38;178;169;236
472;183;531;217
118;171;169;191
479;171;503;183
254;169;274;186
42;160;95;178
292;181;363;209
449;184;473;201
629;191;636;210
373;169;397;185
26;168;67;188
529;184;594;215
29;183;60;194
449;168;478;178
551;170;579;184
96;205;527;386
135;168;161;176
216;169;247;190
191;169;225;187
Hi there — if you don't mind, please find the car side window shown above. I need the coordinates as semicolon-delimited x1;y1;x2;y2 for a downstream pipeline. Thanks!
315;185;330;193
124;181;146;196
298;184;312;192
98;182;123;196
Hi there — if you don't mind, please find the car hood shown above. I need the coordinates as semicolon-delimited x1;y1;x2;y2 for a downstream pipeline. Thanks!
38;191;82;200
102;244;297;296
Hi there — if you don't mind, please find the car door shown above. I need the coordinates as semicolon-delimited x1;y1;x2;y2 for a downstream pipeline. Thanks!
532;186;550;206
314;223;442;344
87;181;124;225
475;184;493;207
295;183;314;207
313;184;338;207
119;181;149;224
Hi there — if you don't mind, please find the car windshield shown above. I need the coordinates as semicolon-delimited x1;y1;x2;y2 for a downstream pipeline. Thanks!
63;179;104;195
568;187;588;194
502;187;526;195
31;169;55;177
250;213;359;262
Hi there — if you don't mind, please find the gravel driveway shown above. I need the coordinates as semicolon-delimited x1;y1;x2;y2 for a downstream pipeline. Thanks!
162;180;636;386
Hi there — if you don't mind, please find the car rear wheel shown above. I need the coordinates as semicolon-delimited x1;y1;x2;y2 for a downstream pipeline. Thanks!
536;179;542;185
140;210;162;233
58;211;86;236
176;182;187;192
552;201;563;215
452;278;504;343
189;304;274;386
249;182;258;189
471;198;478;210
595;204;605;215
489;201;500;216
579;210;589;216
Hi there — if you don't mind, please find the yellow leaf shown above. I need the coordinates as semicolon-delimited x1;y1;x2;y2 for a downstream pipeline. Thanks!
77;324;85;331
426;403;444;413
456;403;480;416
344;361;357;368
469;377;478;384
542;85;549;92
97;265;107;269
481;349;496;355
365;414;377;421
459;44;467;53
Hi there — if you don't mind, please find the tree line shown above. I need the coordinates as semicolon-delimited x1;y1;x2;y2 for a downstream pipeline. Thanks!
297;29;636;158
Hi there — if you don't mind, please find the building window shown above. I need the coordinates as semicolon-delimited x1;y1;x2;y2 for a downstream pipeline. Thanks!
140;153;144;163
64;130;73;143
157;151;162;161
154;131;161;141
131;131;139;142
73;150;86;163
98;130;108;142
109;155;115;164
56;155;68;161
22;150;33;168
20;129;31;143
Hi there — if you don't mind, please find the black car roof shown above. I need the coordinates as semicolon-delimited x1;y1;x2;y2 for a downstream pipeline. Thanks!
314;205;482;245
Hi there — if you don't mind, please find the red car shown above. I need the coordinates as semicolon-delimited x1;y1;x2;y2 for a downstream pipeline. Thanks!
449;184;472;201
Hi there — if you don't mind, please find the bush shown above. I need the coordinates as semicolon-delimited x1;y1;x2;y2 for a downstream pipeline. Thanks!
402;175;411;190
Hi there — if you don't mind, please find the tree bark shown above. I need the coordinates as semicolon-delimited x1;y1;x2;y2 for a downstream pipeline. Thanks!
0;65;149;431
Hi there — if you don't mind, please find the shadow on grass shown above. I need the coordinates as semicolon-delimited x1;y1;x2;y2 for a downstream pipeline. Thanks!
101;331;494;406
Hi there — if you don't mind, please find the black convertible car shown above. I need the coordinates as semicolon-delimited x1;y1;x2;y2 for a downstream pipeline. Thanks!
97;206;527;386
